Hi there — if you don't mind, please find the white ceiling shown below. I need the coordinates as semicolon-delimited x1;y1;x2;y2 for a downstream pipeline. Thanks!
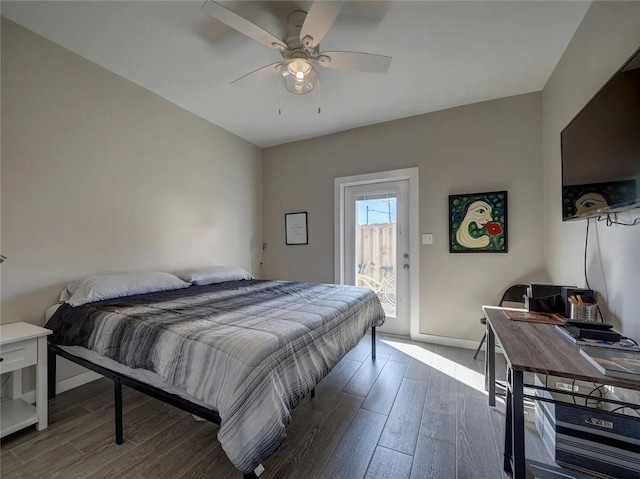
2;1;590;147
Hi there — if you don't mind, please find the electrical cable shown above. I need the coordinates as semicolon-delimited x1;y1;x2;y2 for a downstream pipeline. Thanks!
609;405;640;414
584;219;605;322
585;383;606;408
597;214;640;227
259;243;268;279
584;218;591;291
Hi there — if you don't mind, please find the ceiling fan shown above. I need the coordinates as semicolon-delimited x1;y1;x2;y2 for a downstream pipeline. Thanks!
202;1;392;95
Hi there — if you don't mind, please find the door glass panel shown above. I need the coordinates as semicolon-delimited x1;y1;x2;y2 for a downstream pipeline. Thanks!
355;193;397;318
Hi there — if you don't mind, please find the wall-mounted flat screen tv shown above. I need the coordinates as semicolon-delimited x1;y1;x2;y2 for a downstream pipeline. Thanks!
561;46;640;221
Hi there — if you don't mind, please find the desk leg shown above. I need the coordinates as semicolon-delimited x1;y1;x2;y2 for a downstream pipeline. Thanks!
503;368;513;474
36;336;48;430
487;323;496;407
511;369;526;479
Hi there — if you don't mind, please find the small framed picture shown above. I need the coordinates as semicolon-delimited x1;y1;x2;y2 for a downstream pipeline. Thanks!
285;212;308;245
449;190;508;253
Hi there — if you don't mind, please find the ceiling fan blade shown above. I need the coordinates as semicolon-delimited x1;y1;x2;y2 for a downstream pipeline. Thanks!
299;1;345;49
230;62;283;87
317;51;392;73
202;1;287;51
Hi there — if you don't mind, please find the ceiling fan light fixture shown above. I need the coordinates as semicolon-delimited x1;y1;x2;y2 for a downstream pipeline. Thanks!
280;58;318;95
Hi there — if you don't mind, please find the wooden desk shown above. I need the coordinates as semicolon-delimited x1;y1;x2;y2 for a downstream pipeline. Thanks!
483;306;640;479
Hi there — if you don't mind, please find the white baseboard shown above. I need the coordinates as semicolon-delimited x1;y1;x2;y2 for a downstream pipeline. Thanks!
410;332;481;350
377;330;497;352
56;370;104;395
21;370;103;405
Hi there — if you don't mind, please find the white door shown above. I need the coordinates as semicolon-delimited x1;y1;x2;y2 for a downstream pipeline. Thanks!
342;179;411;336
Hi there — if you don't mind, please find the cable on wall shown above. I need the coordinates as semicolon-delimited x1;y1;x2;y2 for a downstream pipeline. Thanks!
584;219;605;322
597;213;640;227
259;243;268;279
584;218;592;291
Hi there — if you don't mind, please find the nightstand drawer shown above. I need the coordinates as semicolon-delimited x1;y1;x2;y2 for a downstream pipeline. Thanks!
0;339;37;374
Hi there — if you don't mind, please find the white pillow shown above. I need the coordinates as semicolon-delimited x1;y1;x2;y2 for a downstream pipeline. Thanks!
174;266;254;286
59;278;84;302
66;272;190;307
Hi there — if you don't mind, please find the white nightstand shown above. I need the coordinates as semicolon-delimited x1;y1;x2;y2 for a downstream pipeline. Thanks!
0;322;52;437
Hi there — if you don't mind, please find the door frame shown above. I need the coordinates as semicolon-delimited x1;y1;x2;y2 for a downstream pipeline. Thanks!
334;167;419;338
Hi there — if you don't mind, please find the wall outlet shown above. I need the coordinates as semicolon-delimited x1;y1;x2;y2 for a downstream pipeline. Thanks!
422;233;434;245
556;381;579;393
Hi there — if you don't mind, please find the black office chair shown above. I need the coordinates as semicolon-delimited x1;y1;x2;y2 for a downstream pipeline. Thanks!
473;284;529;359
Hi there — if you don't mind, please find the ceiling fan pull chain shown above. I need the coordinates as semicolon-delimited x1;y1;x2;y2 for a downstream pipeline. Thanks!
317;78;322;114
278;80;283;116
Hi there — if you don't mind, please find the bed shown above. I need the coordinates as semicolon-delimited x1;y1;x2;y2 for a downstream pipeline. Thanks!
45;278;385;477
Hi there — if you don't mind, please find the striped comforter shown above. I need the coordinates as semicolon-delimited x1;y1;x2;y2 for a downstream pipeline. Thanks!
45;280;385;473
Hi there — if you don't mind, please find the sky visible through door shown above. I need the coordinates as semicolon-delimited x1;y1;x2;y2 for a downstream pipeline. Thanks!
357;196;397;225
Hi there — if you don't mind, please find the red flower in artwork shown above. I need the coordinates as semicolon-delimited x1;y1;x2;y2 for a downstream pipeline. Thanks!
486;222;503;236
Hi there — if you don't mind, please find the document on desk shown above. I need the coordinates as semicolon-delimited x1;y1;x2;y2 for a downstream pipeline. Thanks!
580;346;640;381
502;310;565;325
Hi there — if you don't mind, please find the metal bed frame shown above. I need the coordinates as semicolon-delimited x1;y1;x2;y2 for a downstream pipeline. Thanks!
47;326;377;478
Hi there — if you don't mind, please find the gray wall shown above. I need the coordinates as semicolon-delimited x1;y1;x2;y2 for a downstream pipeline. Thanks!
263;92;547;343
542;2;640;343
1;19;262;383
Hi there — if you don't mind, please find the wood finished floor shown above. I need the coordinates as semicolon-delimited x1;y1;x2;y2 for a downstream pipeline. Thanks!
0;336;553;479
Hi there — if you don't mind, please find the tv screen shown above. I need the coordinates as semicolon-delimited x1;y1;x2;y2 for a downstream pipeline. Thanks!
561;47;640;221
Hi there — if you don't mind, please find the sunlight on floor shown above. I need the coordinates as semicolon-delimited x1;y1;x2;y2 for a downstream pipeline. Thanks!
381;339;488;394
